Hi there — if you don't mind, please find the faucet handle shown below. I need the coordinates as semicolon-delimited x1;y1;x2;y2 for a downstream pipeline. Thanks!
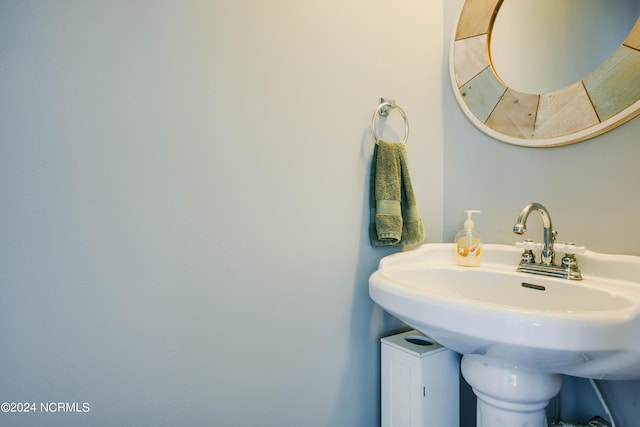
515;240;542;250
515;240;540;264
553;242;586;254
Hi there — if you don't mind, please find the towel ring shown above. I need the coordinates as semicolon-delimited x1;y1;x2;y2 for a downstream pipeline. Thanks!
372;98;409;145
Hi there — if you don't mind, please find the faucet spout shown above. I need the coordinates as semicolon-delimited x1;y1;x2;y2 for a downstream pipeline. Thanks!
513;203;556;265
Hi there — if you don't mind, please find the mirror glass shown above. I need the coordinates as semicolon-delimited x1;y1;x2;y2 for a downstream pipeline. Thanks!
491;0;640;94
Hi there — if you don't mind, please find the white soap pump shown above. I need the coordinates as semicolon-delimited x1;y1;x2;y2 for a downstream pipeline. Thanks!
455;210;483;267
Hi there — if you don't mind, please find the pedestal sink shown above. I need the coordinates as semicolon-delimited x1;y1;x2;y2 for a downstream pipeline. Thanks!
369;243;640;426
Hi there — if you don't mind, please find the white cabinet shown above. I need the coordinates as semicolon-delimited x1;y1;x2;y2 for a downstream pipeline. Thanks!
381;330;460;427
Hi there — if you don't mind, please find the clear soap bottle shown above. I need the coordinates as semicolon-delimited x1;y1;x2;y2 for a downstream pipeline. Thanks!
455;210;483;267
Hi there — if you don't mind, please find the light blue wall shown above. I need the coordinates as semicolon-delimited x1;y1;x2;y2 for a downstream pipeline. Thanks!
0;1;443;426
443;1;640;426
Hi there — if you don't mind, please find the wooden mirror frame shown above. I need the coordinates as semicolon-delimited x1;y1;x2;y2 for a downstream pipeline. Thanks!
450;0;640;147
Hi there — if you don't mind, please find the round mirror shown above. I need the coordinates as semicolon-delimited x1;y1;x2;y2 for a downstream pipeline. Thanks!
450;0;640;147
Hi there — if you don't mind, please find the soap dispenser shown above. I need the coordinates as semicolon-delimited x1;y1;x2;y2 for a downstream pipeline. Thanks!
455;210;483;267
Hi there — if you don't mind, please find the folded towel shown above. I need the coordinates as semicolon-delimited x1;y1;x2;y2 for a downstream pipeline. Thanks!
369;140;425;246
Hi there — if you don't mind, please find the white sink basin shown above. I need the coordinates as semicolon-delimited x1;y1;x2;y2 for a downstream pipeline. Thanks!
370;243;640;380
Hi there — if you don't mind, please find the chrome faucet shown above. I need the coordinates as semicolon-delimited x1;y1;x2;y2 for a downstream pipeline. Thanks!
513;203;582;280
513;202;556;265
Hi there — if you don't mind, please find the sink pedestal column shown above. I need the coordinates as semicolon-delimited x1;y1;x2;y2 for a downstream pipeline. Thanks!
461;355;563;427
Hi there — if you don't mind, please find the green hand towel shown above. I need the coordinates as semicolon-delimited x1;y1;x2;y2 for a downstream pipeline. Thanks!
369;140;425;246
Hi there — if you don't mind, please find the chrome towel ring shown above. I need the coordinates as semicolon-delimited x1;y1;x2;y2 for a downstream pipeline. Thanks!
372;98;409;145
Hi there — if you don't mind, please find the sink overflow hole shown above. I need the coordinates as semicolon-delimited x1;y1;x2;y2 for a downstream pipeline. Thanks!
521;282;546;291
